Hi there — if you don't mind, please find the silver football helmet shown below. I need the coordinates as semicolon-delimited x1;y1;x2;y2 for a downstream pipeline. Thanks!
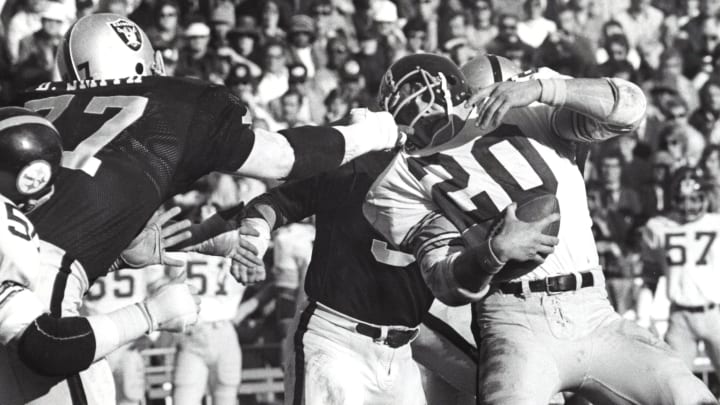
56;13;165;81
460;54;524;89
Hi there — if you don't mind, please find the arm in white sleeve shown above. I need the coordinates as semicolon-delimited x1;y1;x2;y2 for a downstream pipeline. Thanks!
541;77;647;143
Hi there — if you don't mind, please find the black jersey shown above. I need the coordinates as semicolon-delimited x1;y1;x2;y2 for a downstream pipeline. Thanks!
19;76;254;281
265;151;434;327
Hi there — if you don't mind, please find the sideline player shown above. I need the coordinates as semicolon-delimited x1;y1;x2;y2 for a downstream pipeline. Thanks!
641;168;720;383
0;108;201;405
13;12;402;405
172;250;246;405
187;72;560;405
363;54;717;404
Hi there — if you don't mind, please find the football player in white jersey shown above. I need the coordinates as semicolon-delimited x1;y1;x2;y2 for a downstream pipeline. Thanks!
0;107;201;405
363;54;717;404
641;167;720;382
172;250;246;405
82;263;167;405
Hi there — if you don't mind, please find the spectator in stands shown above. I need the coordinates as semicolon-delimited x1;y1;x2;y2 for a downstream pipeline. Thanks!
228;15;262;66
399;17;428;58
678;15;720;80
311;0;354;51
467;0;496;51
596;20;643;71
269;63;324;126
486;13;534;68
614;0;665;69
595;35;640;82
277;89;313;128
566;0;605;48
287;14;319;78
699;144;720;211
256;40;289;105
75;0;95;18
145;0;181;51
646;48;700;113
415;0;439;52
323;88;350;124
312;36;348;97
659;122;706;169
638;150;674;218
338;58;373;108
14;0;64;86
259;0;286;44
371;0;405;62
354;27;390;98
440;11;469;52
680;0;720;65
208;1;234;51
175;21;225;84
517;0;556;48
446;38;475;66
534;4;596;77
588;150;644;314
6;0;47;64
690;78;720;143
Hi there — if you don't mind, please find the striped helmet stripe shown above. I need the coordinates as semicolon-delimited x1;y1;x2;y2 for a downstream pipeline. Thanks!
0;116;58;133
487;54;503;83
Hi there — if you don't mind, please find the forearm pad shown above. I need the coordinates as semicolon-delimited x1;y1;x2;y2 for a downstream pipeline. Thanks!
281;126;345;180
172;203;246;250
17;314;96;377
246;193;285;230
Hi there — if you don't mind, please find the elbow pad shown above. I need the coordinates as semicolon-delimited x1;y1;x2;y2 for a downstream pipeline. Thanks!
281;126;345;180
17;314;96;377
605;78;646;129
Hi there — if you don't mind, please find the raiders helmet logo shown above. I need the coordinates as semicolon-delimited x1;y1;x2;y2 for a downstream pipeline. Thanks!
109;19;142;51
17;160;51;195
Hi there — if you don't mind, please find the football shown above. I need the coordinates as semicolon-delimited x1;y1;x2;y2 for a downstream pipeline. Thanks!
491;194;561;282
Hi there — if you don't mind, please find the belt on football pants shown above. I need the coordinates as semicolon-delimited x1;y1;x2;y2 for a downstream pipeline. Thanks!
671;302;720;313
497;271;597;295
355;323;419;348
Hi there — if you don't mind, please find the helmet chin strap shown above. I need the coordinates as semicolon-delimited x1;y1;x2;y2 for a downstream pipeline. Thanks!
19;186;54;214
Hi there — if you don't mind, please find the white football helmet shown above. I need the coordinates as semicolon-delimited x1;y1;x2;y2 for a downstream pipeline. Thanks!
56;13;165;81
460;54;524;89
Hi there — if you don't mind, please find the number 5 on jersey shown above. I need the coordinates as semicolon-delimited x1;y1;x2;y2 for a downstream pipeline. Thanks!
25;95;148;176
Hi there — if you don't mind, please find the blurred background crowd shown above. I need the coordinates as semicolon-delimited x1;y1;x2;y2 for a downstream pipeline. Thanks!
5;0;720;402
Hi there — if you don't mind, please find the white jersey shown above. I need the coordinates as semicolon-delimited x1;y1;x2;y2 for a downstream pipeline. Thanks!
0;194;43;343
364;104;599;283
82;266;163;315
642;213;720;306
182;252;244;323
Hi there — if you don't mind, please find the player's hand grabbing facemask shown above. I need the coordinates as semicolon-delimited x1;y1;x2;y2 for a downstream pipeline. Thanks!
121;207;192;268
138;281;201;333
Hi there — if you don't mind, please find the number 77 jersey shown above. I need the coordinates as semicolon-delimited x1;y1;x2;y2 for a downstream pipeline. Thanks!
364;104;600;282
18;76;254;283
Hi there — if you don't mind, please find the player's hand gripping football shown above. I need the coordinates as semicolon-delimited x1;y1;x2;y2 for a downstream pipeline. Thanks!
120;207;192;268
490;203;560;263
139;281;201;333
465;80;543;130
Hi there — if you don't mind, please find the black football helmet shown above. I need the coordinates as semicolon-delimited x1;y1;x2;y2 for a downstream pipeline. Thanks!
0;107;63;212
669;167;707;223
378;54;471;151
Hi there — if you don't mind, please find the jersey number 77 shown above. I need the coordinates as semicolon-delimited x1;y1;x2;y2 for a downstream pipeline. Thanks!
25;95;148;177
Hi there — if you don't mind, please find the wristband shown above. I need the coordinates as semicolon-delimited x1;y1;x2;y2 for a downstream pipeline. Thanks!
538;78;567;107
474;238;505;275
281;126;345;180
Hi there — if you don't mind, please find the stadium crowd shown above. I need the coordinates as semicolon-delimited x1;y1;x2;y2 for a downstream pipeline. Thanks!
3;0;720;403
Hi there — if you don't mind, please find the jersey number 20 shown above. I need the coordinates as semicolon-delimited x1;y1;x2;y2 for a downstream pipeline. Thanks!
25;95;148;176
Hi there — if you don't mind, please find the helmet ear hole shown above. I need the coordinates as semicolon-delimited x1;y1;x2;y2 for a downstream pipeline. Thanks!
135;63;145;75
446;75;458;86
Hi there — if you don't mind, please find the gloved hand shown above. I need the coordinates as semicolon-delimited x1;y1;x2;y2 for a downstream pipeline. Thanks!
121;207;192;268
138;282;200;333
348;108;406;150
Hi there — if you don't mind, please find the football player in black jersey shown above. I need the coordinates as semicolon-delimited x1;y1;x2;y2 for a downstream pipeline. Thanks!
11;13;402;405
183;62;560;403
